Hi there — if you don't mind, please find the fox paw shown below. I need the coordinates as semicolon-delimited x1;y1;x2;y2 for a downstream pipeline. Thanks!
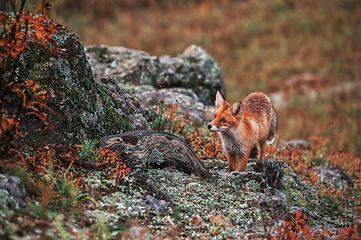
230;171;247;177
253;163;264;173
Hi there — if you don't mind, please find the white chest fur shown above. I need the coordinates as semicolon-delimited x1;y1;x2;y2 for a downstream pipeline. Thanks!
219;129;246;156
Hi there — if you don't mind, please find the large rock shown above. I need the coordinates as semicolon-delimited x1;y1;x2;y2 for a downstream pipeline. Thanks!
0;174;27;206
98;130;209;175
248;158;285;187
85;44;226;105
314;164;353;189
7;27;147;144
133;87;214;126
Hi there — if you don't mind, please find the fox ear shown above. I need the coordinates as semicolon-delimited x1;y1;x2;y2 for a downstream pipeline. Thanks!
232;102;243;116
215;91;225;109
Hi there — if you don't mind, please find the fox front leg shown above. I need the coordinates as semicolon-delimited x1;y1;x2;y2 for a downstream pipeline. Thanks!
226;153;238;172
237;151;250;172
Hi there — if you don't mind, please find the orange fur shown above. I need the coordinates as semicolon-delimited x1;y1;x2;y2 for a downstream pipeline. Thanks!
207;91;277;172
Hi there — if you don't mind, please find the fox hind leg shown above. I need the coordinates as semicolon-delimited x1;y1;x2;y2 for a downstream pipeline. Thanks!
249;146;258;158
253;141;266;173
266;134;276;145
267;106;278;145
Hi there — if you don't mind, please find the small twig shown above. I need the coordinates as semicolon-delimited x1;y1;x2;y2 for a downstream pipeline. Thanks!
55;155;103;171
228;187;247;220
260;207;272;240
211;187;247;236
133;172;175;212
286;166;291;222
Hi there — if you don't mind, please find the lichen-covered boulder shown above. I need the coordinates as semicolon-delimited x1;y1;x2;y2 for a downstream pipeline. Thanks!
10;28;147;143
0;174;27;206
133;87;215;126
248;158;285;187
98;130;209;175
314;164;353;189
85;44;226;105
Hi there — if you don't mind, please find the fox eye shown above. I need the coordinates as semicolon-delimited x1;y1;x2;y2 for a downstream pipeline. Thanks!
213;114;217;119
221;119;227;123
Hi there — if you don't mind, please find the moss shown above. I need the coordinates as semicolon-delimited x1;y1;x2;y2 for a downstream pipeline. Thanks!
85;45;113;64
1;22;143;146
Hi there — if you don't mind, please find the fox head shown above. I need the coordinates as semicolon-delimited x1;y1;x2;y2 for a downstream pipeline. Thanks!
207;91;243;132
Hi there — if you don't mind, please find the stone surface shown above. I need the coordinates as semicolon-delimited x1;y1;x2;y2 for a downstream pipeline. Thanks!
133;87;214;125
98;130;209;175
0;174;27;206
138;195;169;211
260;188;287;219
314;164;353;189
8;27;147;145
85;44;226;105
248;158;285;187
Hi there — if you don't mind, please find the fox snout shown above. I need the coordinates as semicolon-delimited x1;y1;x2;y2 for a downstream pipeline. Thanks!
207;123;219;132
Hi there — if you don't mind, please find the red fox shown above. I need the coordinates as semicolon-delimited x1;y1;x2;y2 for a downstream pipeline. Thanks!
207;91;277;173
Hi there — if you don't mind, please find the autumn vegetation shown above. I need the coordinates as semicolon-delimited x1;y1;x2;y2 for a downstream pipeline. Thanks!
0;0;130;232
1;0;361;239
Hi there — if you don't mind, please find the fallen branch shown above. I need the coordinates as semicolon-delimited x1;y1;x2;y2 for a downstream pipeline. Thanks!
133;172;175;212
55;155;103;171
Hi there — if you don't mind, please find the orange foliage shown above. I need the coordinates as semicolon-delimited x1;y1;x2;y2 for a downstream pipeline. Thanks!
26;145;56;174
0;1;63;64
0;79;55;156
0;109;22;139
164;104;226;161
95;148;130;179
0;0;62;158
268;211;359;239
187;131;226;161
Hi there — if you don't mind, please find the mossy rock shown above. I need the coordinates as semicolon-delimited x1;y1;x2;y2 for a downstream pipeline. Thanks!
5;26;147;145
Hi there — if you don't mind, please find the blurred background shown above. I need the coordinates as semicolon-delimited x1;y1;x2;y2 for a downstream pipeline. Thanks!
3;0;361;160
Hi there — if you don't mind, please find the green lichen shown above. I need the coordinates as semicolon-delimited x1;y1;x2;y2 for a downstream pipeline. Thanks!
147;148;164;165
176;149;183;161
1;157;357;238
278;167;356;228
246;179;260;192
28;62;50;80
146;166;264;234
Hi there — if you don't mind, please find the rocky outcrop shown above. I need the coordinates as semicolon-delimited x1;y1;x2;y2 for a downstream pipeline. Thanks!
10;29;147;145
85;44;226;106
98;130;210;214
84;44;226;126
